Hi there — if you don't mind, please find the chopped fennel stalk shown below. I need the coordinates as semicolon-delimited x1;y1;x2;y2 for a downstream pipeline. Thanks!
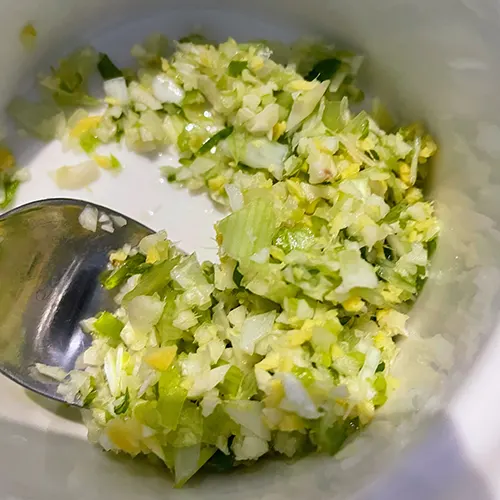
16;34;439;488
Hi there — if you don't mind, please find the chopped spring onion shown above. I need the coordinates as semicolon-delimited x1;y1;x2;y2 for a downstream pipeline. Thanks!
198;126;234;154
97;53;123;81
305;57;342;82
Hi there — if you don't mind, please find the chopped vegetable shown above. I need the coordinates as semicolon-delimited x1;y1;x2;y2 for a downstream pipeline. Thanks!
97;53;123;80
19;23;37;51
14;34;438;488
305;58;341;81
198;126;234;154
53;161;100;190
39;47;100;106
78;205;98;232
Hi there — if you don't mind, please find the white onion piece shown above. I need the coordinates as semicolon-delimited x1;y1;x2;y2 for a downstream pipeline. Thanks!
54;161;100;190
152;74;185;104
128;81;162;110
103;77;129;104
111;215;127;227
78;205;98;232
12;167;31;182
101;223;115;233
225;184;244;211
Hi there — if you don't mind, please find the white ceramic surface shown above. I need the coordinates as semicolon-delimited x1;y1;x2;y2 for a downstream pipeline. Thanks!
1;1;500;499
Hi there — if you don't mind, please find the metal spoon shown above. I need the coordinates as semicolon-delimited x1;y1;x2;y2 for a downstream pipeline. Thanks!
0;199;153;405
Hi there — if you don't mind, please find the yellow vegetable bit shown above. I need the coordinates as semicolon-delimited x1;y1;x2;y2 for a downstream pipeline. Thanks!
380;283;404;303
109;250;128;265
386;375;400;392
92;155;111;170
70;116;101;138
356;400;375;425
278;357;294;372
20;23;37;51
207;175;226;192
264;379;284;408
106;418;142;455
146;246;161;264
272;121;286;141
249;56;264;71
342;296;365;313
407;230;419;243
398;162;412;185
331;343;345;360
373;332;397;359
360;136;376;151
405;187;423;204
305;198;320;215
143;346;178;371
419;135;437;159
278;413;305;432
288;328;312;347
161;57;171;72
339;162;361;180
286;79;318;92
0;147;15;171
256;352;280;371
104;97;120;106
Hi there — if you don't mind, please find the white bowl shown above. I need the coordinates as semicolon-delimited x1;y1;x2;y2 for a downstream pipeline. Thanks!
1;1;500;498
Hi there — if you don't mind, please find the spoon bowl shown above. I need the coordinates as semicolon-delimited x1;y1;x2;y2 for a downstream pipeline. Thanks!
0;199;153;404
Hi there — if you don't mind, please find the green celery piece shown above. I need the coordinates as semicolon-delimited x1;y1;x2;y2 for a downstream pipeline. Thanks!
217;198;277;261
311;417;360;455
377;263;417;294
79;131;100;154
344;110;370;137
157;365;187;431
292;366;315;387
92;311;124;343
373;373;388;407
122;256;180;303
174;446;216;488
156;289;185;343
238;371;258;399
133;400;161;429
382;202;407;224
228;61;248;77
218;365;243;398
275;90;294;109
273;225;315;254
109;154;122;170
322;99;346;132
171;402;204;447
218;366;257;400
202;405;239;446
